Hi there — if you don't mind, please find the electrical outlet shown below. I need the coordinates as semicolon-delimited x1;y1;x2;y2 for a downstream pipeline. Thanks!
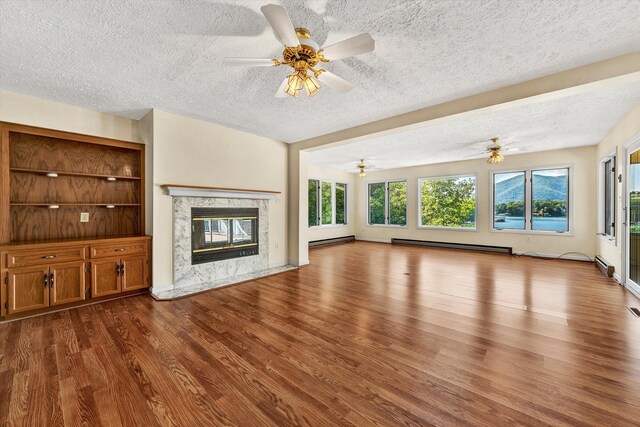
80;212;89;223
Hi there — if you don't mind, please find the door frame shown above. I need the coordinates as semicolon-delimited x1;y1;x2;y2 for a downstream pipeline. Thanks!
622;132;640;299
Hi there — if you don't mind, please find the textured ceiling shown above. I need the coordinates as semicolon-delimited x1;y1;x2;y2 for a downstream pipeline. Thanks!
1;0;640;143
308;80;640;171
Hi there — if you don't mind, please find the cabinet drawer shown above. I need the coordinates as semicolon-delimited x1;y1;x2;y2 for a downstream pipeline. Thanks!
6;246;86;268
90;241;147;258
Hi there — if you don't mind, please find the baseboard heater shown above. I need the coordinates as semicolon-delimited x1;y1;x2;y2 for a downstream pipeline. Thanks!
595;255;614;277
309;235;356;248
391;238;512;255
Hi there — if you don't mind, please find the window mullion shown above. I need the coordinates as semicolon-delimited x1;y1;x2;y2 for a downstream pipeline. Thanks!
526;170;532;231
332;182;336;225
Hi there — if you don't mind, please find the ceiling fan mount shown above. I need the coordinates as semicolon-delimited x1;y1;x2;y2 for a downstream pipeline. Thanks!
464;136;526;164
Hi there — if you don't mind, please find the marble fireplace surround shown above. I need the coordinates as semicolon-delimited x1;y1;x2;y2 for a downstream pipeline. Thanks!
153;185;296;300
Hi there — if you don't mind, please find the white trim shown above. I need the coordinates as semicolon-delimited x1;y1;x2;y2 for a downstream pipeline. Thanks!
417;173;478;230
514;251;592;262
312;224;350;229
613;271;622;284
269;261;288;268
416;225;477;232
597;148;617;245
163;186;277;200
355;237;392;243
489;164;574;236
625;283;640;300
623;132;640;296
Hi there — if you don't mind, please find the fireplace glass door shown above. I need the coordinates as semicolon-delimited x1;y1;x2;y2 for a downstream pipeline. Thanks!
191;208;259;264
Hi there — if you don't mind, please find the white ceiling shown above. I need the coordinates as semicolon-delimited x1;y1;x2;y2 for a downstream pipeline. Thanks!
1;0;639;143
308;80;640;171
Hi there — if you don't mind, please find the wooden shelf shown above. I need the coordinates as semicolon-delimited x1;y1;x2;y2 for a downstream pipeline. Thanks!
9;167;141;180
10;203;141;207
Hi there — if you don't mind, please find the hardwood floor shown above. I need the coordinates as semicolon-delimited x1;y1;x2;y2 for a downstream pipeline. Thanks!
1;241;640;426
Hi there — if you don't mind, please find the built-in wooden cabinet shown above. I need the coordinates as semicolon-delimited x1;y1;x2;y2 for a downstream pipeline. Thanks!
7;265;50;314
7;261;86;314
91;258;122;297
50;261;86;306
0;122;151;321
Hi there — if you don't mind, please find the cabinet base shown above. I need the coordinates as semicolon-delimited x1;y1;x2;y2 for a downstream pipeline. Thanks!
0;288;149;323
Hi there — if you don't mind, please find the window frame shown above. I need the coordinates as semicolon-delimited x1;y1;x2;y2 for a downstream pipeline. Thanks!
308;178;348;228
489;164;574;236
366;179;408;227
598;150;617;244
417;173;478;231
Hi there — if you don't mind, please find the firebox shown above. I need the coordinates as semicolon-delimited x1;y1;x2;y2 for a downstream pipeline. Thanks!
191;207;259;265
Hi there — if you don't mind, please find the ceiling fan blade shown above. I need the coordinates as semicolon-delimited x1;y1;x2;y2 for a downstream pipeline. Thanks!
275;77;289;98
317;71;353;93
224;57;276;66
321;33;375;61
260;4;300;47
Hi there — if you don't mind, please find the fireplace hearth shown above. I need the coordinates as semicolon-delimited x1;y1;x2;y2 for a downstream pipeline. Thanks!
191;207;259;265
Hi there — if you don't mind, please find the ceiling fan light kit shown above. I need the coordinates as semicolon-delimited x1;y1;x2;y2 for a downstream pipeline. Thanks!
357;159;367;177
224;4;375;99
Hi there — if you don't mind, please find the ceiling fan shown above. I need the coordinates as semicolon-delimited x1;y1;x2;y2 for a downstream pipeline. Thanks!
465;137;525;164
224;4;375;98
356;159;380;177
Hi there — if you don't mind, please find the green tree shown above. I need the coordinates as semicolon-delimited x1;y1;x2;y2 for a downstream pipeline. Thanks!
389;181;407;225
369;183;385;224
308;180;318;226
495;201;524;216
321;182;332;224
421;177;476;227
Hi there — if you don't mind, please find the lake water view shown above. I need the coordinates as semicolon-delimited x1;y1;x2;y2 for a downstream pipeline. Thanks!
494;216;568;231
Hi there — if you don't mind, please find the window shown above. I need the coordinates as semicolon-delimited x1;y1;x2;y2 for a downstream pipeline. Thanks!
493;172;525;230
419;175;477;229
308;179;348;227
308;179;319;226
599;153;616;240
367;181;407;226
491;166;571;233
321;182;332;225
335;183;346;225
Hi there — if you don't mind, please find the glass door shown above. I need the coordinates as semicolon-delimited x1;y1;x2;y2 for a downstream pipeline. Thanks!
625;141;640;296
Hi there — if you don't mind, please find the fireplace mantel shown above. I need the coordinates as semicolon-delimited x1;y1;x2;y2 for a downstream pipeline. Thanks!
161;184;280;200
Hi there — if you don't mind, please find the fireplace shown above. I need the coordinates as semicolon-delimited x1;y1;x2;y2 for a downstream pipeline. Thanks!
191;207;259;265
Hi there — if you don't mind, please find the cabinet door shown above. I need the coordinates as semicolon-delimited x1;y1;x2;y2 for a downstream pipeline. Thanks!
7;266;50;314
91;258;121;298
50;261;86;306
121;255;148;291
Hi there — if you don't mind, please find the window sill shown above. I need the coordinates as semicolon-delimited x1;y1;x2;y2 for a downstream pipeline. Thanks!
490;228;574;237
309;224;349;229
365;224;408;229
417;226;477;232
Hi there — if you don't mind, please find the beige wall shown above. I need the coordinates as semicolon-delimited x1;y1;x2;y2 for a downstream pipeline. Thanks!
0;90;140;142
307;165;356;241
595;101;640;279
151;109;288;291
352;146;597;258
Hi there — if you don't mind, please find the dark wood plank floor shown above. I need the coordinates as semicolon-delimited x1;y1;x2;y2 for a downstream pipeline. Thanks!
1;241;640;426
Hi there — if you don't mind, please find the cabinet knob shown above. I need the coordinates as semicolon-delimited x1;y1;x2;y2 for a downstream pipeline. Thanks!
42;255;56;259
43;274;49;288
114;248;126;252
